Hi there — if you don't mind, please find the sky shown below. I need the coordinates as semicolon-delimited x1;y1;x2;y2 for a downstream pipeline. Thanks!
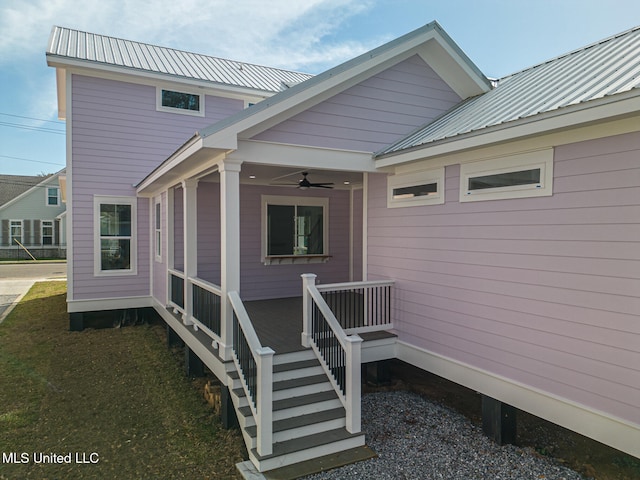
1;0;639;177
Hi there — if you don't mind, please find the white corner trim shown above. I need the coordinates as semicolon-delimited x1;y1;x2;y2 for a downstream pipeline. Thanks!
396;341;640;459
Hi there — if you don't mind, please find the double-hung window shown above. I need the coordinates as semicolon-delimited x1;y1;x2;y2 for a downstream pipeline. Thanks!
47;187;59;206
94;196;137;275
154;200;162;262
42;220;54;245
262;195;329;264
10;220;22;246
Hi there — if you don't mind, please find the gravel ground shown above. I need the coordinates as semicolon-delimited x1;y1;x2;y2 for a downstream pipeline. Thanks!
305;391;585;480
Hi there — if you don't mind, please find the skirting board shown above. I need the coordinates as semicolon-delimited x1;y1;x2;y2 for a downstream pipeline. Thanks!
67;295;153;313
396;340;640;459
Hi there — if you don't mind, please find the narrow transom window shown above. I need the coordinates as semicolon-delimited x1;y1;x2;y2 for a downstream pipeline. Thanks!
156;87;204;116
155;201;162;261
460;149;553;202
387;168;444;208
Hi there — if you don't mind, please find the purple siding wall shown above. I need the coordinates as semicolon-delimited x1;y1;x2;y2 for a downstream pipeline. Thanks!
71;75;243;301
352;188;363;281
173;187;184;271
253;55;460;152
367;131;640;425
240;185;352;300
197;181;221;284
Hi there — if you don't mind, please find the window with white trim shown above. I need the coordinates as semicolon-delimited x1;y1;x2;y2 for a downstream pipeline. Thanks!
10;220;22;245
262;195;329;264
154;200;162;261
156;87;204;116
94;196;137;275
42;220;54;246
46;187;59;206
460;149;554;202
387;168;445;208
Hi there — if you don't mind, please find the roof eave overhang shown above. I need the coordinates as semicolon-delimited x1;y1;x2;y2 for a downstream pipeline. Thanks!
136;135;231;197
45;55;279;101
375;90;640;168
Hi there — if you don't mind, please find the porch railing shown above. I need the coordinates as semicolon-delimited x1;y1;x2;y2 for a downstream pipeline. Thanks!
191;277;222;337
167;270;223;345
168;268;185;313
301;274;361;433
228;291;274;456
315;279;394;334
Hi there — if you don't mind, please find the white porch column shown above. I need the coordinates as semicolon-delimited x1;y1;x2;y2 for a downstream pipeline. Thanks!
182;178;198;325
219;159;242;360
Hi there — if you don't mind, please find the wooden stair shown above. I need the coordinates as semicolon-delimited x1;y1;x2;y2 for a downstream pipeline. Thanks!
228;349;365;472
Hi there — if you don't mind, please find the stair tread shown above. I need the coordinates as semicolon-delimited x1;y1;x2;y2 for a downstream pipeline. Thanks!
251;428;364;460
273;358;321;373
245;407;345;436
238;390;339;418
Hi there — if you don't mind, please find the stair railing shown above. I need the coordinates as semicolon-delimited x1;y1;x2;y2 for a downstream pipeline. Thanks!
301;274;362;433
228;291;274;456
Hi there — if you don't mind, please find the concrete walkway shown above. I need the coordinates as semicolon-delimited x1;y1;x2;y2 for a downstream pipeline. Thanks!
0;262;67;324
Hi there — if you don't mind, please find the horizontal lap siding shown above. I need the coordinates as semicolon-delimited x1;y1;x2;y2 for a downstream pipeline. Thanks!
240;185;351;300
197;182;221;284
367;131;640;424
253;55;460;152
71;75;243;301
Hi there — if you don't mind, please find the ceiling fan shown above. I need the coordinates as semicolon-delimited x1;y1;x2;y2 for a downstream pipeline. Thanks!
297;172;334;190
271;171;334;190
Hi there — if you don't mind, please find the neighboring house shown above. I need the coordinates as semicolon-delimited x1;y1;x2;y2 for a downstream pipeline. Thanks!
46;22;639;473
0;170;66;259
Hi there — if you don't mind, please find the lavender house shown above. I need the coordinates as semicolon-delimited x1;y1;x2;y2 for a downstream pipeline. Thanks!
47;22;640;472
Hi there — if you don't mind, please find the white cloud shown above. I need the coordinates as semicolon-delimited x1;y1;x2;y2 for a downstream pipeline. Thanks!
0;0;378;71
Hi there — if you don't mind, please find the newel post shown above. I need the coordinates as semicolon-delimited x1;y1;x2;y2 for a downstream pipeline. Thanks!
256;346;275;456
345;334;363;433
301;273;317;347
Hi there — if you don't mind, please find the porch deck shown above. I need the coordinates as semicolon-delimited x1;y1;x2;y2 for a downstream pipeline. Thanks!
244;296;397;356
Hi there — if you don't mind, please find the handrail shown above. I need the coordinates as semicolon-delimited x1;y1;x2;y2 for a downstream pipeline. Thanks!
315;278;394;334
228;291;274;456
302;274;361;433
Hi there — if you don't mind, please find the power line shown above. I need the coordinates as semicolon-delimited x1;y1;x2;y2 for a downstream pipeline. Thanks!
0;155;64;167
0;121;65;135
0;112;65;125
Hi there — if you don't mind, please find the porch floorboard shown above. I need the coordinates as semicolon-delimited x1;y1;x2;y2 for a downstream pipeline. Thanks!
244;297;306;354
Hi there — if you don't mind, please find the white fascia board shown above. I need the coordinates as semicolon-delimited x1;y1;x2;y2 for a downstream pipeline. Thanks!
46;56;276;102
376;91;640;169
228;140;376;173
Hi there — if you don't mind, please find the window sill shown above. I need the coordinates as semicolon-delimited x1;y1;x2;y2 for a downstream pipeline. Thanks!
264;255;331;266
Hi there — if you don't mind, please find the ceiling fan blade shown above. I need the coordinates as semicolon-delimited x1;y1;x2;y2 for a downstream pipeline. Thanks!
310;184;334;189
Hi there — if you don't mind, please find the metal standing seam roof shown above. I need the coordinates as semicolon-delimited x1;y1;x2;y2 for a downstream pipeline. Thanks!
379;25;640;156
47;26;313;93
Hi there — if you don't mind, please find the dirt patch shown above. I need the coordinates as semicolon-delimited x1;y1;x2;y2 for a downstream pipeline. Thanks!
364;360;640;480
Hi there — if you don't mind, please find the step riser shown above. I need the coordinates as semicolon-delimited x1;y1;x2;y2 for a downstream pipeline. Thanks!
273;398;342;421
251;435;365;472
274;418;346;443
273;382;333;401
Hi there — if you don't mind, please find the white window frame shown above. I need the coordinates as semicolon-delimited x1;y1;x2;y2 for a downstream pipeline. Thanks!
41;220;54;246
387;167;445;208
156;86;205;117
154;199;162;262
10;220;22;246
46;187;60;206
261;195;329;265
94;196;137;276
460;149;554;202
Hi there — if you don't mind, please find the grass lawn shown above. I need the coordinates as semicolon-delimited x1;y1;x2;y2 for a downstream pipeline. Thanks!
0;282;245;479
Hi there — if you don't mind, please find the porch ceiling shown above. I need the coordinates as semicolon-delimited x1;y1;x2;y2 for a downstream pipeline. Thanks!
220;164;365;189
